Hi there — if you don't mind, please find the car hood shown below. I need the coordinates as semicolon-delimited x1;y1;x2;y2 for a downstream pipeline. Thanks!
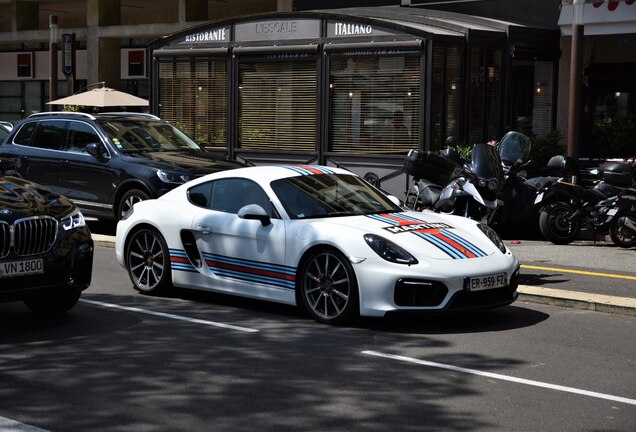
0;176;76;222
120;150;245;173
308;210;498;260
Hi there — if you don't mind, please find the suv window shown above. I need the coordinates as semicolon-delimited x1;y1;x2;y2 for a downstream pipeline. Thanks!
12;121;38;146
30;120;68;151
65;121;101;154
98;119;200;153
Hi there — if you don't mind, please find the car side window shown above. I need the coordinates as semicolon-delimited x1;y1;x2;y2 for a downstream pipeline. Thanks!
65;122;101;154
30;120;68;151
12;121;38;146
190;178;274;216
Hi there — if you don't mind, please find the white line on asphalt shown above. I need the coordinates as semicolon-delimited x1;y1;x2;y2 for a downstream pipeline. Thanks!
80;299;259;333
361;350;636;406
0;416;50;431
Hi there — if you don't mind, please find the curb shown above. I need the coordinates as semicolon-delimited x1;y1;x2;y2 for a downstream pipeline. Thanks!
518;285;636;317
91;234;636;317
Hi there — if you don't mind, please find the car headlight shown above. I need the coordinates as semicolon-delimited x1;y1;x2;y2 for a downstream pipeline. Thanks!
157;170;193;184
364;234;418;265
61;209;86;231
477;223;506;253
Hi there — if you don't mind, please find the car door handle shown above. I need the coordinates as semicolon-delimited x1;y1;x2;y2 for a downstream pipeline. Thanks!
195;224;211;235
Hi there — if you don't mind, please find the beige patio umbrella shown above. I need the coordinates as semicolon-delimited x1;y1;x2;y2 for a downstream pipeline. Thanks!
47;87;149;107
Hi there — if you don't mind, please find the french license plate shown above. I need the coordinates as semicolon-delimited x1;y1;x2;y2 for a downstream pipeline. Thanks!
0;258;44;278
464;273;507;292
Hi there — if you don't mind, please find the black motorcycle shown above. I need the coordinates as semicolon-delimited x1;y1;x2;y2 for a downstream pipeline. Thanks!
404;136;509;222
537;161;635;245
602;187;636;248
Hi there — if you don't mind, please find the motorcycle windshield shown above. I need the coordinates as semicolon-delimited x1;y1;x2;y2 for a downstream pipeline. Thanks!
498;131;531;165
471;144;504;181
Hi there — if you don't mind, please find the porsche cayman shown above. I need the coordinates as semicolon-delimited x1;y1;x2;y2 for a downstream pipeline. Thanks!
115;165;519;324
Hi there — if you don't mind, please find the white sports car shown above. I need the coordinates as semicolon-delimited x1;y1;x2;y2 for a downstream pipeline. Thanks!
115;165;520;324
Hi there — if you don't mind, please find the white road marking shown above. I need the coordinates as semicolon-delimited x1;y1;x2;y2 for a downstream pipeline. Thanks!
80;299;259;333
362;350;636;406
0;416;50;431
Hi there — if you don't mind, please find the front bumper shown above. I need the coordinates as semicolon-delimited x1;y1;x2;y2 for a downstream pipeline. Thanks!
0;227;94;303
354;252;519;317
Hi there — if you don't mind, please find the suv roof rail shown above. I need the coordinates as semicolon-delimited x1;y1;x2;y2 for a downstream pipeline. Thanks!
98;112;161;120
28;111;97;120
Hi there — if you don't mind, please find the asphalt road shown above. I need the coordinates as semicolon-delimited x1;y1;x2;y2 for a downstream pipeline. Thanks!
0;245;635;432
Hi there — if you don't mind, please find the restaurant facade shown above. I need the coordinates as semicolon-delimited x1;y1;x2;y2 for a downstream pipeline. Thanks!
149;6;559;196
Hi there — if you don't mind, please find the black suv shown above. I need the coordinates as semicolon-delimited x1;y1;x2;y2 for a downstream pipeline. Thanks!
0;112;244;220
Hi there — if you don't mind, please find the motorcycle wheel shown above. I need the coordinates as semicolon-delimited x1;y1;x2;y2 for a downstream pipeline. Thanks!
609;210;636;248
539;201;581;245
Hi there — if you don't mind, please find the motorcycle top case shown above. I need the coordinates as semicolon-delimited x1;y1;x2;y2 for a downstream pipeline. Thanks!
600;162;635;187
404;149;458;186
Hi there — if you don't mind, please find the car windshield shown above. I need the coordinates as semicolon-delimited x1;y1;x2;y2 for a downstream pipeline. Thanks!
271;173;402;219
98;119;201;153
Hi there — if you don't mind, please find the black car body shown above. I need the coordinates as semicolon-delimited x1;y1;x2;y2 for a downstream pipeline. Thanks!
0;112;245;220
0;175;93;313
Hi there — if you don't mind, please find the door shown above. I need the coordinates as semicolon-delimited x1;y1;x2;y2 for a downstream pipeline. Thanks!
189;178;292;302
56;120;118;216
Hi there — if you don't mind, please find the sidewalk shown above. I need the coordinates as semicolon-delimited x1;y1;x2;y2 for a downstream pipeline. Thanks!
93;234;636;317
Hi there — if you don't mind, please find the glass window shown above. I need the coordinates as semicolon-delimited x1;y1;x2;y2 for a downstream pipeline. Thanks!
431;45;462;151
12;121;37;145
65;121;101;154
158;59;227;149
468;47;502;144
30;120;68;150
510;60;554;136
329;54;420;154
238;59;317;152
199;178;274;216
97;119;201;153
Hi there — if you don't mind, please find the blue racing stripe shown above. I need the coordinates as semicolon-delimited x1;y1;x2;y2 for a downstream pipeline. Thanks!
441;230;487;257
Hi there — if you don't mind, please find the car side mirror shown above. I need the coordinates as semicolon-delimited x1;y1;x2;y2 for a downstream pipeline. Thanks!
238;204;271;226
85;142;109;161
387;195;401;206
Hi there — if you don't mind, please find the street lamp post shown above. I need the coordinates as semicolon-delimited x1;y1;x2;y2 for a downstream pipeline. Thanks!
567;0;585;160
49;15;59;107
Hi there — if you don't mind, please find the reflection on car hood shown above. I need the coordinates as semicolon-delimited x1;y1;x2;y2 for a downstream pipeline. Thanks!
0;176;75;222
120;150;245;173
312;210;497;260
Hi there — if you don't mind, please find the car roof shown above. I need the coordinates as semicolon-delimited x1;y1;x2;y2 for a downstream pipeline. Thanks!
190;164;355;186
25;111;161;122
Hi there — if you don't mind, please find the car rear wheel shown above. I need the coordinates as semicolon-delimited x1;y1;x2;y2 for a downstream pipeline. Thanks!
118;189;150;220
126;228;172;294
299;248;358;325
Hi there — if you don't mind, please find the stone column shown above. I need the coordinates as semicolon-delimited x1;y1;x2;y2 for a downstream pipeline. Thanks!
86;0;121;88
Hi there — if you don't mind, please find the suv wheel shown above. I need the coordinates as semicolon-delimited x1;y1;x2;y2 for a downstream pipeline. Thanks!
118;189;150;220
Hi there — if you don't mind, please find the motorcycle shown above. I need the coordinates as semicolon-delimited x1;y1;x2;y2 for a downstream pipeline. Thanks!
404;132;554;228
537;160;635;245
602;188;636;248
404;141;504;222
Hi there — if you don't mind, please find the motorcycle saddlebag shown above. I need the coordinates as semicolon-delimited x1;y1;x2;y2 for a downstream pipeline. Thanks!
600;162;634;187
404;149;458;185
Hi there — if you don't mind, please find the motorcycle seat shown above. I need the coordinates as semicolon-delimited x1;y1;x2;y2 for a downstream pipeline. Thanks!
417;180;442;207
524;176;559;191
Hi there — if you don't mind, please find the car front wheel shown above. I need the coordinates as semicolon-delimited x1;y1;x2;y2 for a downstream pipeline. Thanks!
126;228;172;294
299;248;358;325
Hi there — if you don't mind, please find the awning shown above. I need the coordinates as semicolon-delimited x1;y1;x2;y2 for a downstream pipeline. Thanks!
559;1;636;36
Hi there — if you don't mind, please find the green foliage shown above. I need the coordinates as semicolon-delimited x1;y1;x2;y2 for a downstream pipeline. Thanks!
529;129;565;168
448;143;472;161
591;114;636;159
62;105;99;114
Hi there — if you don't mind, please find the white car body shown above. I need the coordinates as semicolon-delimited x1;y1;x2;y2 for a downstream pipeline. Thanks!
116;165;519;321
